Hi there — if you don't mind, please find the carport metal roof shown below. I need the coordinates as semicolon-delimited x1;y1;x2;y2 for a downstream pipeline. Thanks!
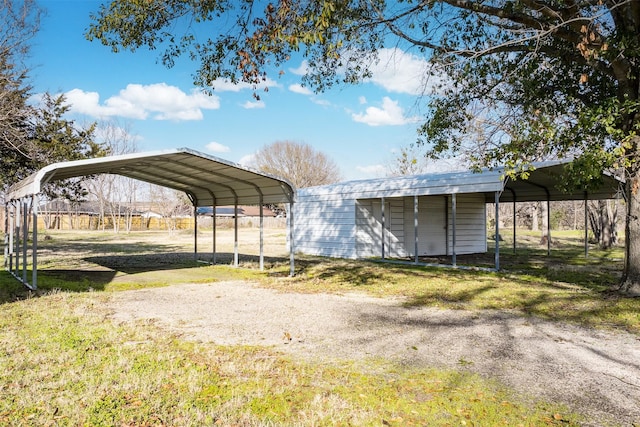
6;148;295;205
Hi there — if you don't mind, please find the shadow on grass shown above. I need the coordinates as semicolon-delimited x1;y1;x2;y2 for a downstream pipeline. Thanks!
1;248;293;305
406;284;498;307
396;252;638;333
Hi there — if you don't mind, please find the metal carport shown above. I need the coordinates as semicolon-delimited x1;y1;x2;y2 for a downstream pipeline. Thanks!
3;148;296;290
293;159;623;271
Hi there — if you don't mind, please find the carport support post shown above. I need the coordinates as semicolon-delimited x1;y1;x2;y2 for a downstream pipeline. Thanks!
259;197;264;271
414;195;419;263
22;199;28;284
193;205;198;260
288;202;295;277
381;197;385;260
8;202;14;273
31;195;38;289
15;201;20;273
3;203;8;270
513;198;516;254
495;191;500;271
452;193;457;267
212;202;217;264
546;197;551;256
234;201;239;267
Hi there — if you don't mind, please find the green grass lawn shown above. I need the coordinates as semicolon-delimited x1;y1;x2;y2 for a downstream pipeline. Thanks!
0;228;636;426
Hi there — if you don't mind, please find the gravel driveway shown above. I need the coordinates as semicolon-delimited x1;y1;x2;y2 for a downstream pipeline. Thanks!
108;280;640;426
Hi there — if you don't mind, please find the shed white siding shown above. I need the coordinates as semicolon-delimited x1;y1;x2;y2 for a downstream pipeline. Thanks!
294;198;356;258
356;198;406;258
446;194;487;255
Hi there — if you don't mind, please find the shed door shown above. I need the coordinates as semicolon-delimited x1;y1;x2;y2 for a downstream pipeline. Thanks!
418;196;447;256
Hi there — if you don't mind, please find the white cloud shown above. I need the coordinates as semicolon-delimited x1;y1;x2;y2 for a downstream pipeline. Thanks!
205;141;230;153
64;83;220;121
311;98;331;107
354;47;451;96
358;96;367;105
289;61;308;76
288;48;447;96
351;97;419;126
238;153;255;166
210;77;280;92
356;164;386;177
242;100;265;109
289;83;312;95
364;48;435;96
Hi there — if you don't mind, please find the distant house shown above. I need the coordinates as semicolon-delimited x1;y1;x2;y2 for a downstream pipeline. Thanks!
197;206;277;218
140;210;163;219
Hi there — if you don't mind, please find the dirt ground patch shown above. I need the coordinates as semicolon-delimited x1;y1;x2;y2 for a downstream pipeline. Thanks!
108;280;640;427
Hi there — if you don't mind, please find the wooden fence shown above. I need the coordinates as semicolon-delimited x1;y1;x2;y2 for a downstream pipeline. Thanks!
30;213;286;231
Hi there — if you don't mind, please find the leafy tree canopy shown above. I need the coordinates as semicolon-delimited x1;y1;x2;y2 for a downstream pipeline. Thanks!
1;0;105;201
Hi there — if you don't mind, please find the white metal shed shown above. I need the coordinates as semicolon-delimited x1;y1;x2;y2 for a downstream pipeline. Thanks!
293;160;623;270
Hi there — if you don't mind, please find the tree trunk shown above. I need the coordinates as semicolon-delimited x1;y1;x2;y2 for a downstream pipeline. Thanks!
531;202;539;231
620;173;640;296
540;201;551;246
602;200;618;249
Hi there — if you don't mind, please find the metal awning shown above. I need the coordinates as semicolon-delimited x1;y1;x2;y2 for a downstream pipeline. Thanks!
7;148;295;205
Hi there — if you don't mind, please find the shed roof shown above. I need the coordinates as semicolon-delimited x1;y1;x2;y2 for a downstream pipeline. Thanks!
297;160;622;202
6;148;295;206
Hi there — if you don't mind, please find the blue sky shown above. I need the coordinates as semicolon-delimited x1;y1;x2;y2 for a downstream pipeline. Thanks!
30;0;438;181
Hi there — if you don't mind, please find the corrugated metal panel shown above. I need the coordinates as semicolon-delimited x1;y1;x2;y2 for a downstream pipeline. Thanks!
356;194;486;258
417;196;447;256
